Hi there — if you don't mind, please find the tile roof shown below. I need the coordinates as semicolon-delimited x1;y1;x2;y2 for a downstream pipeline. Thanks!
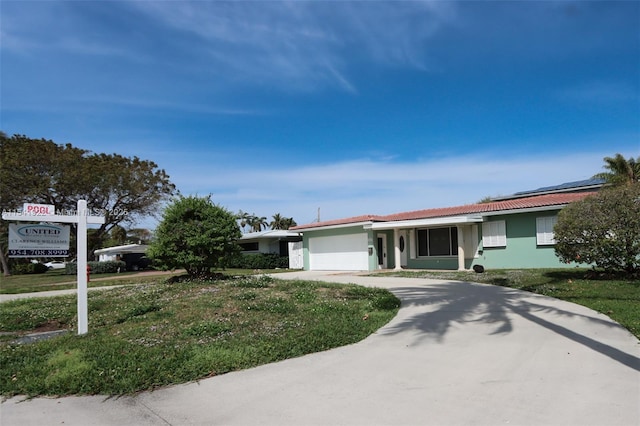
292;215;384;230
291;191;597;231
508;178;605;197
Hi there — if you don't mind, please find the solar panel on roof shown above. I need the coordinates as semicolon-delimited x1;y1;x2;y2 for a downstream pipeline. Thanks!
513;178;605;196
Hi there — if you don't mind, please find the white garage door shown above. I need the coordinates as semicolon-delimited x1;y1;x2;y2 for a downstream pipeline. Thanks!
308;233;369;271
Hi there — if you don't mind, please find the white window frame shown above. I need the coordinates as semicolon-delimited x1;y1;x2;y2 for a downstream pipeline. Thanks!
536;216;557;246
482;220;506;248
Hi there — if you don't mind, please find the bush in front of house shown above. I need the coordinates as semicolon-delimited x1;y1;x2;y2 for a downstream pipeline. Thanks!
227;253;289;269
10;262;49;275
66;261;127;275
554;183;640;275
148;195;242;279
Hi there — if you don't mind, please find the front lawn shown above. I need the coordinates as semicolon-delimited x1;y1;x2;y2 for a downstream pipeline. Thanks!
0;275;399;397
376;268;640;338
0;268;291;294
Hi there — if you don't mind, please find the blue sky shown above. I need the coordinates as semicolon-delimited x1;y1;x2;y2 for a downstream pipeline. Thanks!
2;1;639;228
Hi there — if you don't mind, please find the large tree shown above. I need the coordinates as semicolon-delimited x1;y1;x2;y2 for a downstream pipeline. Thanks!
248;215;268;233
236;210;252;233
148;195;241;278
592;153;640;186
0;134;175;275
554;183;640;274
127;228;154;245
270;213;297;230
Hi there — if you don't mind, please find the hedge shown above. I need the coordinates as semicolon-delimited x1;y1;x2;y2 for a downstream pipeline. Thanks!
227;253;289;269
65;261;127;275
10;262;49;275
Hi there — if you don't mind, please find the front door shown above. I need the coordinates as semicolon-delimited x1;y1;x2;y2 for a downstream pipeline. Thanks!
399;230;408;267
377;234;387;269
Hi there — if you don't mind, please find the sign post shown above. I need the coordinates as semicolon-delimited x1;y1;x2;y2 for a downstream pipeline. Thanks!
2;200;105;335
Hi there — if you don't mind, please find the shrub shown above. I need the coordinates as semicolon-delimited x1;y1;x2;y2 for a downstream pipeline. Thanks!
148;195;241;278
10;262;49;275
554;184;640;274
66;261;127;275
227;253;289;269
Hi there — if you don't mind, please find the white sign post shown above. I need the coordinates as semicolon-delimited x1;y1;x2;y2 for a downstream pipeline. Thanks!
2;200;105;335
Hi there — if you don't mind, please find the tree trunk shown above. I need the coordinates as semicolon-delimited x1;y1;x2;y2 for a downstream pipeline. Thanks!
0;248;11;276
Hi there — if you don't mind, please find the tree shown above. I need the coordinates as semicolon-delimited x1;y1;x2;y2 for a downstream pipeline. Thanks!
270;213;297;230
282;217;297;229
236;210;252;233
108;225;127;246
554;184;640;274
0;134;176;275
270;213;285;230
148;195;241;278
249;215;268;233
127;228;153;244
592;153;640;187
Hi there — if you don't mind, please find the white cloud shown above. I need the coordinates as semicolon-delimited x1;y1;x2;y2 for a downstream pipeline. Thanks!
157;150;623;228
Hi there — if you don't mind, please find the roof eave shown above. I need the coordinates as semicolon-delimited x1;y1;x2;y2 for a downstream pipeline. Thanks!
368;215;483;230
480;204;569;217
295;221;375;232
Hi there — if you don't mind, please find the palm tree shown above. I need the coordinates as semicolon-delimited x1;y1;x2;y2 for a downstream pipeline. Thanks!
270;213;285;230
270;214;297;230
282;217;297;230
236;210;252;233
593;154;640;186
249;215;268;233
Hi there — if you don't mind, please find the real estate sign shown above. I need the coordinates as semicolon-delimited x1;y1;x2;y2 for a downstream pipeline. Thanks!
3;200;105;335
8;223;70;257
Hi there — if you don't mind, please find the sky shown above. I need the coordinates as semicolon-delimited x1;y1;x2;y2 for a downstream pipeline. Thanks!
1;0;639;229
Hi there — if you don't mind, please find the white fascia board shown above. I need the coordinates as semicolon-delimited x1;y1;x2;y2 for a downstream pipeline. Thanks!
297;221;374;233
368;215;483;230
479;205;567;218
94;244;149;255
240;230;301;240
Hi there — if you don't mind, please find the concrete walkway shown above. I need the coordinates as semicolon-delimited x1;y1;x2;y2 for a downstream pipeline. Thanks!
2;271;639;425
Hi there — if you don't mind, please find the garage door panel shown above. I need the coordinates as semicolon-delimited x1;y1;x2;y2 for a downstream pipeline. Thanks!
309;234;368;271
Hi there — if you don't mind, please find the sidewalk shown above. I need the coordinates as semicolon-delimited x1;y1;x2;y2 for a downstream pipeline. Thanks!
2;271;639;425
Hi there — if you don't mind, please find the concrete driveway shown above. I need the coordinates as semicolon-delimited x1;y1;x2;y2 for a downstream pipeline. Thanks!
2;271;639;425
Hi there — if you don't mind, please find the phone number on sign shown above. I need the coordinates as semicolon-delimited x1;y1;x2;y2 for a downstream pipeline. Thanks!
9;249;69;257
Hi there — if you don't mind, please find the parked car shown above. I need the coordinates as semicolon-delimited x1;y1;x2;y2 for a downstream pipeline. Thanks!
44;261;66;269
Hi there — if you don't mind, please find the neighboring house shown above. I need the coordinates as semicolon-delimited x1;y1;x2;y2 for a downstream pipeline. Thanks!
239;229;303;269
93;243;150;271
291;179;603;272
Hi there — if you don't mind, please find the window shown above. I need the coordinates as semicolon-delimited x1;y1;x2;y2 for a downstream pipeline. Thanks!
417;227;458;256
239;242;259;252
482;220;506;247
536;216;557;245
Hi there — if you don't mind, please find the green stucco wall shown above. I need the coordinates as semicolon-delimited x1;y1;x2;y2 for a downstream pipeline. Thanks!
471;211;570;269
300;209;581;271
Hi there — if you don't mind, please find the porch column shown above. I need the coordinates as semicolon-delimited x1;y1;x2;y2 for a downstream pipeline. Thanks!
394;228;402;270
457;226;465;271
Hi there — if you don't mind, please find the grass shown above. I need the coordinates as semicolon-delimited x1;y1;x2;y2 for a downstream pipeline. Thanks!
375;268;640;338
0;269;143;294
0;268;289;294
0;274;400;397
